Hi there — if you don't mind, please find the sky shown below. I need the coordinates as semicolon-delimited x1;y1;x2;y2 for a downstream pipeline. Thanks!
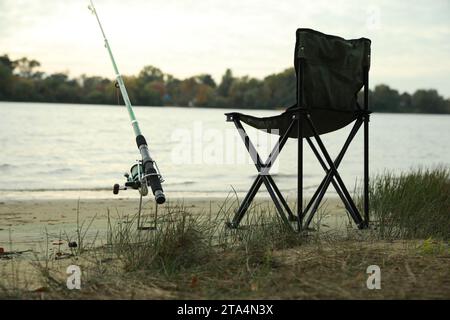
0;0;449;96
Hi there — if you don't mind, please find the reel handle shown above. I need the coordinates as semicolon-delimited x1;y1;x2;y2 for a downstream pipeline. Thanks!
113;184;127;195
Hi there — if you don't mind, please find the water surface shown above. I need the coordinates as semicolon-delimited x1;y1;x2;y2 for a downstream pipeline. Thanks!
0;102;448;200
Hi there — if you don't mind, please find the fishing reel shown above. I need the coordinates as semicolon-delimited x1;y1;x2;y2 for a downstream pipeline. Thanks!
113;159;165;231
112;137;166;206
113;160;164;197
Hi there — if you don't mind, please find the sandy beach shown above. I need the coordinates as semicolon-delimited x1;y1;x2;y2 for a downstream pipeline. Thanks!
1;195;449;299
0;196;349;253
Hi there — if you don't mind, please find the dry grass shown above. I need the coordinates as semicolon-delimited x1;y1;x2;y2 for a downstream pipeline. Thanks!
1;237;448;300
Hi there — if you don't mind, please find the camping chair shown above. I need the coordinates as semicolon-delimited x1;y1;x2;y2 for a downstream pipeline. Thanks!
225;28;371;231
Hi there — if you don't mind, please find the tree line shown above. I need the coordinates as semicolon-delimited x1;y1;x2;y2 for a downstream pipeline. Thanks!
0;54;449;114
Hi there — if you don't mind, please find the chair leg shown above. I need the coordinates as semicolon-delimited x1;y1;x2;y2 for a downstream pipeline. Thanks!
363;67;370;228
305;116;365;228
304;137;358;228
229;174;294;228
267;175;296;221
305;171;359;228
297;117;303;231
364;114;370;227
303;119;363;227
262;176;292;227
228;175;263;228
227;117;297;229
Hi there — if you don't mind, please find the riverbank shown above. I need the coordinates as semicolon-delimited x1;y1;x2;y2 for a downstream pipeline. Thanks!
0;196;449;299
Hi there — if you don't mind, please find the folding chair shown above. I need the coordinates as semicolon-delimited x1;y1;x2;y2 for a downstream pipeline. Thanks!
225;28;371;231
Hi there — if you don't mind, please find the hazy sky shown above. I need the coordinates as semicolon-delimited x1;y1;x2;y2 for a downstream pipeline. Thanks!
1;0;449;96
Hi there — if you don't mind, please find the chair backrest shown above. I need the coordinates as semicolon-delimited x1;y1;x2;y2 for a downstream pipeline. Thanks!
294;28;371;112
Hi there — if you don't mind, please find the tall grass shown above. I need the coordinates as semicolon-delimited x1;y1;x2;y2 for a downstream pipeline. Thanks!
109;205;213;274
106;198;306;276
366;167;450;240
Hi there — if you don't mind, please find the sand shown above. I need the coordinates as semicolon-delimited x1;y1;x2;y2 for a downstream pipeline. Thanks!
0;196;349;253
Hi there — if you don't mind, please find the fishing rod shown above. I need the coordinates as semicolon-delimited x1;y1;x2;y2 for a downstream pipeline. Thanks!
88;0;166;207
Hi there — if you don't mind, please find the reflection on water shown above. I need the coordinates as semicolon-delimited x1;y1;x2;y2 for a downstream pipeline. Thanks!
0;102;449;199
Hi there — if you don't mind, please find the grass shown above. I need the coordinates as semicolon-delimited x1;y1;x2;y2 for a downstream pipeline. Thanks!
0;168;449;299
109;205;214;274
363;167;450;240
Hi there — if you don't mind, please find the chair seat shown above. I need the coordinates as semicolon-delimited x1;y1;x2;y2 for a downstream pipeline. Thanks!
226;108;359;138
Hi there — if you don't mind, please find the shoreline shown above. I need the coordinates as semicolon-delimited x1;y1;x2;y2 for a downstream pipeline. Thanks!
0;190;323;201
2;96;450;116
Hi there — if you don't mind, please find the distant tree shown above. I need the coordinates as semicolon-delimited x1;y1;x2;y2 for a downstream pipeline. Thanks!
13;57;41;78
195;74;216;88
0;53;449;114
217;69;234;97
121;75;140;105
79;75;114;104
138;65;164;83
411;89;449;114
12;78;36;101
0;55;14;99
371;84;401;112
139;81;165;106
263;68;296;108
399;92;412;112
0;54;14;71
165;76;181;105
194;84;215;107
228;76;263;108
177;77;198;106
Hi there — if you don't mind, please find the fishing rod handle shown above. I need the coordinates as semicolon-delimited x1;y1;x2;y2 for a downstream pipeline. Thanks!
137;135;166;204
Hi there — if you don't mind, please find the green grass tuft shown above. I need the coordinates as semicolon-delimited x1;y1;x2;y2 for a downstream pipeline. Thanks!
365;167;450;240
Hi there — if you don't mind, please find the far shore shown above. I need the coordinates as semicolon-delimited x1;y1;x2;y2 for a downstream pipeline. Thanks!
1;101;450;116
